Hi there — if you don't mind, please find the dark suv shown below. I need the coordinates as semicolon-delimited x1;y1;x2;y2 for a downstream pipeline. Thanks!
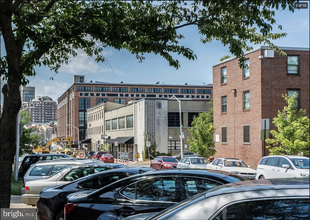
18;154;71;178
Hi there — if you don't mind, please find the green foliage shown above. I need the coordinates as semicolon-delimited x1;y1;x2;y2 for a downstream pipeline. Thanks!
19;111;45;155
11;175;23;195
188;100;216;158
220;55;231;61
266;94;310;155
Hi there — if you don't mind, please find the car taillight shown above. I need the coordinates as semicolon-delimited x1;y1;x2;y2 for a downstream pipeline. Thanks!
25;186;30;191
64;203;77;215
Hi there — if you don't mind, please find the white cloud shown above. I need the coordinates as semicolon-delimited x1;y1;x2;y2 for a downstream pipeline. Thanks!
28;77;71;101
59;49;116;75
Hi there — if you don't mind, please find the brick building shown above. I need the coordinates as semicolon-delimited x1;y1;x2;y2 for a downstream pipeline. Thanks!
57;75;213;147
213;46;309;168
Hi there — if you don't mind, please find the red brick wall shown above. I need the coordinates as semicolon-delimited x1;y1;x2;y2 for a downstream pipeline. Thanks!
213;47;309;168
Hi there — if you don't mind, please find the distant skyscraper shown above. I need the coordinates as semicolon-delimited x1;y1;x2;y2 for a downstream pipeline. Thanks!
21;86;35;102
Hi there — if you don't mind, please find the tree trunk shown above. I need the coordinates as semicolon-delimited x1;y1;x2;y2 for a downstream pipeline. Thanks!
0;78;22;208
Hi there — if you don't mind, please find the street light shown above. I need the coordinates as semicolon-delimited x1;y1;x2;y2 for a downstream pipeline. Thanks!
67;124;79;149
169;95;191;160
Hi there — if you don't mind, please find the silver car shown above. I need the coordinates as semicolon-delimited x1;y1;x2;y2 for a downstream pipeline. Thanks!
177;157;209;169
21;158;101;194
124;178;310;220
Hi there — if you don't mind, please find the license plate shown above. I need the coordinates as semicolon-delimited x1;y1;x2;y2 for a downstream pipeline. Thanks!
107;157;111;159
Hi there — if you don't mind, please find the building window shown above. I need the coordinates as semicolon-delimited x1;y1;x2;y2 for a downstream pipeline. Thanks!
126;115;133;128
94;87;110;92
168;112;183;127
180;89;195;94
115;99;126;104
112;118;118;130
147;88;162;93
106;120;111;131
77;86;93;91
130;88;145;93
243;125;250;143
221;96;227;113
243;59;250;78
79;112;84;127
221;127;227;143
79;98;90;110
243;91;250;110
287;90;300;108
197;89;211;94
97;98;108;104
188;112;199;126
287;56;299;74
118;117;125;129
164;88;179;93
221;67;227;84
112;87;128;92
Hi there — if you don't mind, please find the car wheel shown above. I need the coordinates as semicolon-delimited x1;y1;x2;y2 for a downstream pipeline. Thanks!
259;175;265;179
55;208;64;220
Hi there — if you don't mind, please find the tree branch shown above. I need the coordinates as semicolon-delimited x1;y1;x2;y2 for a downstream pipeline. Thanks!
173;21;198;29
11;0;25;13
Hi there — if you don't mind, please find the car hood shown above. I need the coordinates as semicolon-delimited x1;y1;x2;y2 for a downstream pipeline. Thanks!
222;167;256;173
189;164;207;169
297;168;309;174
122;212;156;220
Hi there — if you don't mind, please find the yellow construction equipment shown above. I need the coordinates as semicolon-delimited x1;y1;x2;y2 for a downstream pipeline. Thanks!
33;136;73;154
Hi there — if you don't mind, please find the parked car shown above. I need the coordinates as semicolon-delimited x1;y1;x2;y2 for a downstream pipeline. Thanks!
150;156;178;170
64;169;246;220
21;158;99;194
93;151;109;160
256;155;309;179
173;152;200;161
123;178;310;220
36;167;154;220
177;157;209;169
22;163;127;206
87;151;95;159
18;154;72;178
206;158;257;179
100;153;114;163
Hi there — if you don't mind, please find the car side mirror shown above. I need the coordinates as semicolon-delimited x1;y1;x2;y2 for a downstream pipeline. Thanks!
218;164;223;166
248;165;251;168
185;162;190;164
282;164;290;169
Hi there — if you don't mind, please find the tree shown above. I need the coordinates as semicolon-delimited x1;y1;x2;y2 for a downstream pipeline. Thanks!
220;55;231;61
19;110;45;155
265;93;310;155
187;100;215;158
0;0;295;207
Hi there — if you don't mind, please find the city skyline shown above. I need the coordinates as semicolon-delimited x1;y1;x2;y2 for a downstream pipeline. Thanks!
0;6;309;103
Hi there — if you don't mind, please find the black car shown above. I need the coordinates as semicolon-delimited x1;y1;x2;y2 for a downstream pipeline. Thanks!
123;178;310;220
36;167;153;220
65;169;246;220
18;154;72;178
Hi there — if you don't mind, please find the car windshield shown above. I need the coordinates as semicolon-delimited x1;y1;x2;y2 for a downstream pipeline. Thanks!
289;158;310;169
190;158;205;164
224;160;248;168
163;157;177;162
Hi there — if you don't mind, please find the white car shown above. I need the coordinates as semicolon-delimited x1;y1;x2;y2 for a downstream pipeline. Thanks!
256;155;309;179
206;158;256;179
177;157;208;169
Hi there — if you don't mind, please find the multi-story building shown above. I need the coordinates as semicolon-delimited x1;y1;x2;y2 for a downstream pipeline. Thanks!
57;75;213;147
213;46;309;168
86;98;212;161
21;86;35;102
21;96;58;125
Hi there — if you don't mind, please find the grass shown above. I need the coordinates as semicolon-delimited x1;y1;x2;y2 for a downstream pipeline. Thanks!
11;175;23;195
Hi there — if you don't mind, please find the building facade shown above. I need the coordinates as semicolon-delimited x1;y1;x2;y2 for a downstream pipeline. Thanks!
213;46;309;168
87;99;212;161
57;75;213;147
21;86;35;102
21;96;58;125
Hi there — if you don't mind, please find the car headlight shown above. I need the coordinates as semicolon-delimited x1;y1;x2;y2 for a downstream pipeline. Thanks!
231;171;240;174
164;164;172;167
300;173;309;177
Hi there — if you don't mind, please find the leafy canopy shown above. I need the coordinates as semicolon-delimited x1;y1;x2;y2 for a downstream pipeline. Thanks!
0;0;295;84
266;93;310;155
188;100;215;158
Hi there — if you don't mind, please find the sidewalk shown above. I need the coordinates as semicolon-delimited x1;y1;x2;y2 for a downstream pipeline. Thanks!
10;196;35;209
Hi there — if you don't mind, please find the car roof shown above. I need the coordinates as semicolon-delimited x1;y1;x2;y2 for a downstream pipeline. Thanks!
204;178;309;198
263;155;309;159
32;159;98;166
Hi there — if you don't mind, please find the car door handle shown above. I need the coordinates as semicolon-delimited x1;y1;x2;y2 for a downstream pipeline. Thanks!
272;168;275;171
120;207;135;215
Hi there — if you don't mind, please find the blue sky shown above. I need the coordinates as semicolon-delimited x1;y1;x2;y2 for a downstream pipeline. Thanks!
0;5;309;103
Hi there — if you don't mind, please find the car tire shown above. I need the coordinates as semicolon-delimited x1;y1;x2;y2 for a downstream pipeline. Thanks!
55;208;64;220
259;175;265;179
